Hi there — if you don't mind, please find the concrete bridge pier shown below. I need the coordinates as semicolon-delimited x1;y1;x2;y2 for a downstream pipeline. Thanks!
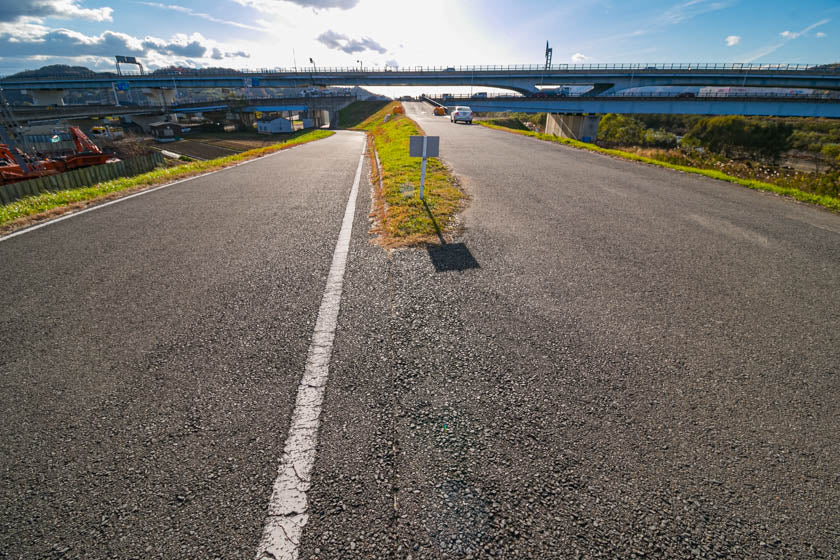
28;89;66;106
141;88;177;107
309;109;332;128
545;113;601;143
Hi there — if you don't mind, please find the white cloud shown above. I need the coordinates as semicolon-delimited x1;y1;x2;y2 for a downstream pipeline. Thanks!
0;0;113;23
571;52;589;63
744;18;830;62
316;30;387;54
816;31;826;38
779;18;830;40
662;0;731;24
232;0;359;11
725;35;740;46
138;2;268;32
0;24;250;69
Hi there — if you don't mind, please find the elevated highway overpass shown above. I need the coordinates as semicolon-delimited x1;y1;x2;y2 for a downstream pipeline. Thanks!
2;63;839;100
8;95;355;126
425;93;840;119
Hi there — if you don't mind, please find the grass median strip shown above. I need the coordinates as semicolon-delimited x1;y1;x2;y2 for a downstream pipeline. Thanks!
479;121;840;213
0;129;335;233
356;102;465;247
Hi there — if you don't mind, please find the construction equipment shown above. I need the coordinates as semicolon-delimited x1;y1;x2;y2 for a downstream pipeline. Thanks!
1;126;113;186
0;86;33;174
1;85;114;186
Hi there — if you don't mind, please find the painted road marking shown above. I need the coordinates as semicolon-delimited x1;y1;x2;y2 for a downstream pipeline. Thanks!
0;142;303;243
255;142;365;560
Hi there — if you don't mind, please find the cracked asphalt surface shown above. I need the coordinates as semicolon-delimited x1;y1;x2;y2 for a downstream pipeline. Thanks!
1;103;839;559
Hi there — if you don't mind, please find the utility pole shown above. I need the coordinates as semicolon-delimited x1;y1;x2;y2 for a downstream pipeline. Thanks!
545;41;553;70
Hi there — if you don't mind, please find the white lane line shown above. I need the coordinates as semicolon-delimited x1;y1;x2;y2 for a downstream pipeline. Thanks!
0;141;305;243
256;144;365;560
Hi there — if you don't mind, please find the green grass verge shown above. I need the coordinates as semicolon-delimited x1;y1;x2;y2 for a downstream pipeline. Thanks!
0;129;335;230
479;121;840;213
364;102;465;245
338;100;391;129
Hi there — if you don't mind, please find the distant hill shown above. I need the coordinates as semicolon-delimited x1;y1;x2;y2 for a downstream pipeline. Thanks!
6;64;114;79
5;64;249;80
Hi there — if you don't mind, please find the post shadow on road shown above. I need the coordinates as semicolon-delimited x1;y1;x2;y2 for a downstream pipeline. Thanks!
423;199;480;273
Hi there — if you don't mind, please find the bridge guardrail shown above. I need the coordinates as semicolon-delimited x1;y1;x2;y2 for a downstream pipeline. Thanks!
432;91;840;102
3;63;839;81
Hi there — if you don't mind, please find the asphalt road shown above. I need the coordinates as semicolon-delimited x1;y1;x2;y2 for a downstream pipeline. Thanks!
0;130;366;558
1;104;839;559
299;103;839;559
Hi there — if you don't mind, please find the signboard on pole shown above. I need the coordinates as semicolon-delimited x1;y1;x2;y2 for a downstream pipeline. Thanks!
115;82;130;91
409;136;440;200
409;135;439;157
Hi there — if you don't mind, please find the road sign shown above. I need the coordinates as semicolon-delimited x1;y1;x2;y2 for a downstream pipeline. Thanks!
115;82;130;91
409;136;439;200
409;135;439;157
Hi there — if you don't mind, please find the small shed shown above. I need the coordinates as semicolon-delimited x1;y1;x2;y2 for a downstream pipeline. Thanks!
149;121;189;141
257;117;313;134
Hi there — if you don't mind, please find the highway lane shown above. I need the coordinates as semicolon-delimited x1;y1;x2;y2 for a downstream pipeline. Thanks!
0;131;366;558
299;103;839;558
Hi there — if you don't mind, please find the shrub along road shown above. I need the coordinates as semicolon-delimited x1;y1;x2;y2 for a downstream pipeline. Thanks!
1;103;838;559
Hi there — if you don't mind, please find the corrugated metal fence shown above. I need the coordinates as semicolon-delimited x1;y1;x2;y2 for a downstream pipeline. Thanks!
0;152;165;205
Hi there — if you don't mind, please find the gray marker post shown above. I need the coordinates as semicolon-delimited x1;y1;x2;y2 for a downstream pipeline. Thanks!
419;137;427;200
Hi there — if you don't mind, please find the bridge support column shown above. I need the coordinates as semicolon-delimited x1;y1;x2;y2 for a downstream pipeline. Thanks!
29;89;66;106
545;113;600;143
141;88;177;107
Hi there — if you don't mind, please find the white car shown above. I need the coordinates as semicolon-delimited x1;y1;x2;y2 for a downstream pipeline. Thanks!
450;106;473;124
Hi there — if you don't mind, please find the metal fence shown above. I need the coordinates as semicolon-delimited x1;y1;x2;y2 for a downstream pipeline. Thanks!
0;151;164;205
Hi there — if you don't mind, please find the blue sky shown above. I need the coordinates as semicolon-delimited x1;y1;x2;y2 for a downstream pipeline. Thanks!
0;0;837;77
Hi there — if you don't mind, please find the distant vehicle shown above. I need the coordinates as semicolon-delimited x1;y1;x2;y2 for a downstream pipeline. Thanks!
531;92;547;98
433;106;446;116
90;125;124;139
441;93;452;100
473;92;487;98
676;92;696;98
445;67;456;71
450;106;473;124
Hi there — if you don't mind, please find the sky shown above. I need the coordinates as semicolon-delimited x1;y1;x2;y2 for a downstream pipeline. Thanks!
0;0;837;85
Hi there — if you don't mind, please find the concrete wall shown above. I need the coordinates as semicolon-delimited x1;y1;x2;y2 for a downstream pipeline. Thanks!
545;114;601;142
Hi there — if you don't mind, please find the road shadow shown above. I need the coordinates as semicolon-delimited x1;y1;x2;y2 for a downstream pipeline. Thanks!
422;199;480;273
427;243;480;273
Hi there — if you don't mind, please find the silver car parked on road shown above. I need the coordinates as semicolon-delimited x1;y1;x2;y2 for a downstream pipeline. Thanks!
450;106;473;124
